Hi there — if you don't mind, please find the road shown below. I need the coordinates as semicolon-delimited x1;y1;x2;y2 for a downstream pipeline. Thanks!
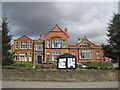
2;80;119;88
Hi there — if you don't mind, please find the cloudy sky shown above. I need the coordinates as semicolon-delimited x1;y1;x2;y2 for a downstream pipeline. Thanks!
2;2;118;44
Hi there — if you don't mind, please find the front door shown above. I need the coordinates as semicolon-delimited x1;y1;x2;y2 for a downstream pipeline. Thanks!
38;56;42;64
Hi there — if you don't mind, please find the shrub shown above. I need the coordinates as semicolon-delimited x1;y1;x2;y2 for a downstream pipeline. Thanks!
12;60;33;69
80;61;113;70
100;61;113;70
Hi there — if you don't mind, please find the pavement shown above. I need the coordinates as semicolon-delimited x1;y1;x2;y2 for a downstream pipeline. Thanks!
1;80;119;88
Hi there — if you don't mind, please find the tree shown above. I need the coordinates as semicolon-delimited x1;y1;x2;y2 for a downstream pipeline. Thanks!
2;16;14;66
102;13;120;69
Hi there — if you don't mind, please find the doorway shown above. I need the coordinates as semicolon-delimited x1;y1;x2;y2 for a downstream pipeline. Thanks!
37;56;42;64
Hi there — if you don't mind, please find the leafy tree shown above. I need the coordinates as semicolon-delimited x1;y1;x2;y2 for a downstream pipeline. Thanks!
102;13;120;69
2;16;14;66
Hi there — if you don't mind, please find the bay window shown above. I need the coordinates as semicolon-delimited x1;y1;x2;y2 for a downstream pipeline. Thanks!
80;50;92;59
19;53;27;61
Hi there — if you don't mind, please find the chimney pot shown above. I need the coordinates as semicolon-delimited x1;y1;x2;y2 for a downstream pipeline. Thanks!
40;32;42;37
64;28;67;33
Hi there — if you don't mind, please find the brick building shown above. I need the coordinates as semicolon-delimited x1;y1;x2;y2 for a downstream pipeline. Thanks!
12;25;105;64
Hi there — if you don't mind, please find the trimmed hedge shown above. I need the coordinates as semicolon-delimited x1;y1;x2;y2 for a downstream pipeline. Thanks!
81;61;113;70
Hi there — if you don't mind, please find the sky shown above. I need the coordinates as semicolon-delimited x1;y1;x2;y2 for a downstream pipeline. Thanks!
2;2;118;44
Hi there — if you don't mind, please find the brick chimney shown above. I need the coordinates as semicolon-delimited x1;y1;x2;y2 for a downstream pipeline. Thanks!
40;32;42;37
64;28;67;33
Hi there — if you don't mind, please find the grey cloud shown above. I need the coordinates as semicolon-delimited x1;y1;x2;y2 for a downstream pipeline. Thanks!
2;2;118;44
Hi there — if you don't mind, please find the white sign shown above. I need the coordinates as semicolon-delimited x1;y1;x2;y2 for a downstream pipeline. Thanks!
67;58;75;68
58;58;66;68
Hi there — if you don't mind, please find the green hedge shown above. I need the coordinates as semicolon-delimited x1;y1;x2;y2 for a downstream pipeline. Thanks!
81;61;113;70
10;60;33;69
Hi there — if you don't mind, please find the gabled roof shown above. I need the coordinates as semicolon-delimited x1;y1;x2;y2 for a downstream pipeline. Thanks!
44;24;69;38
14;35;33;41
50;24;62;32
77;37;99;47
57;53;76;59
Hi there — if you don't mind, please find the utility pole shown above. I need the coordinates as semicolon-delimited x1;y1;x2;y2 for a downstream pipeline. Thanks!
98;17;102;69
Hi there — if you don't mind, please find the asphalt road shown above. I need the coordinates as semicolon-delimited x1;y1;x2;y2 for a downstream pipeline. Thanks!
2;80;119;88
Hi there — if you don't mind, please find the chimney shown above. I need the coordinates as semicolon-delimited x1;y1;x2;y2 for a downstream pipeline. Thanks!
64;28;67;33
40;32;42;37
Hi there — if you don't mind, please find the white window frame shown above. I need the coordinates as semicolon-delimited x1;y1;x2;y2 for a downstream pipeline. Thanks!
52;40;60;48
36;43;43;51
19;53;27;61
52;52;60;61
29;42;32;49
47;40;50;48
96;51;100;59
62;40;66;48
15;45;18;49
80;50;92;59
20;42;28;49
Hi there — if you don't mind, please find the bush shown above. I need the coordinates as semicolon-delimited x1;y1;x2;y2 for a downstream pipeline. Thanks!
100;61;113;70
80;61;113;70
12;60;33;69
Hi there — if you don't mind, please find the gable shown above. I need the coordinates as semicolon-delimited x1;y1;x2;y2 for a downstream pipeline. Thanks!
44;25;69;38
50;24;62;32
15;35;33;41
77;38;99;48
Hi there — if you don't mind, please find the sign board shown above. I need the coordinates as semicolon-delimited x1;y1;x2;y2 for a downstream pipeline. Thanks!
57;53;76;69
58;58;66;68
67;58;75;68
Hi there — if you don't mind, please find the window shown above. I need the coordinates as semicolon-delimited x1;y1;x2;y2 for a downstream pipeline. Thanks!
72;51;75;55
29;42;32;49
46;52;50;60
80;50;92;59
96;51;100;59
20;42;28;49
62;40;66;48
36;43;43;51
19;53;27;61
15;42;18;49
16;45;18;49
52;40;60;48
47;40;50;48
16;42;18;44
52;52;60;61
29;53;32;61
